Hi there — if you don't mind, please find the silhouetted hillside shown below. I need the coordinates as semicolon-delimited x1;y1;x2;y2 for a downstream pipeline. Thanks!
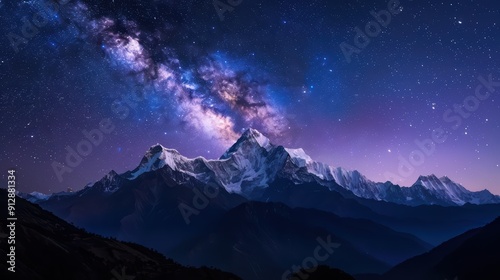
0;189;240;280
384;216;500;280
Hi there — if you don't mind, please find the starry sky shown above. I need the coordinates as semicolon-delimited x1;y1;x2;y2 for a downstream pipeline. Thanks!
1;0;499;194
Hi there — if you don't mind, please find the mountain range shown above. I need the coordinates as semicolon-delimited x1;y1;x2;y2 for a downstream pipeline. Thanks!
29;128;498;207
20;128;500;279
123;129;500;206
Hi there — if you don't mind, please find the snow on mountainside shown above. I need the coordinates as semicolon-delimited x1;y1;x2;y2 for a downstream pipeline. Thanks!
124;128;500;205
18;190;74;203
220;128;273;159
126;129;289;194
330;168;395;201
413;175;468;204
18;191;51;203
411;175;500;205
22;129;500;206
129;146;191;179
285;148;335;181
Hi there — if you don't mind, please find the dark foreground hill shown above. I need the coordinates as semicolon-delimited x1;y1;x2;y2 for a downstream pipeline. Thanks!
384;216;500;280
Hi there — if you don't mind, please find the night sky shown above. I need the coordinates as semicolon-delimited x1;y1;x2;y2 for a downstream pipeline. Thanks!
1;0;499;194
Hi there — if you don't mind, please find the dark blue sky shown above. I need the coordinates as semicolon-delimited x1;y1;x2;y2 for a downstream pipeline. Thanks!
0;0;499;194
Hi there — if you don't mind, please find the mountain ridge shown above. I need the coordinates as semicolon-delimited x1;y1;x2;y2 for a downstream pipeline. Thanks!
23;128;500;207
383;216;500;280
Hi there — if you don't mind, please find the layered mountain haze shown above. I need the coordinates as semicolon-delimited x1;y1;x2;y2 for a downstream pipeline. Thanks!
0;189;241;280
384;217;500;280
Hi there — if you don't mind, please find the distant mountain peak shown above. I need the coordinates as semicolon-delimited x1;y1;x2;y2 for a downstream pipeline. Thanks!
414;174;459;187
220;128;272;159
146;143;180;156
106;169;118;178
440;175;452;182
416;174;439;181
241;127;263;138
239;128;271;147
409;174;491;205
149;143;165;150
129;144;187;179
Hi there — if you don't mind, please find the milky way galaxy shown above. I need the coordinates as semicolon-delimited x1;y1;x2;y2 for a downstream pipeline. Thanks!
80;4;289;146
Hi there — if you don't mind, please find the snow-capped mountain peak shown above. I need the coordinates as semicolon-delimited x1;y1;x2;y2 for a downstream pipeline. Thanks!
220;128;272;160
129;144;189;179
97;170;122;193
244;128;272;149
26;191;51;202
412;174;479;205
413;174;466;192
414;174;443;190
439;176;453;183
